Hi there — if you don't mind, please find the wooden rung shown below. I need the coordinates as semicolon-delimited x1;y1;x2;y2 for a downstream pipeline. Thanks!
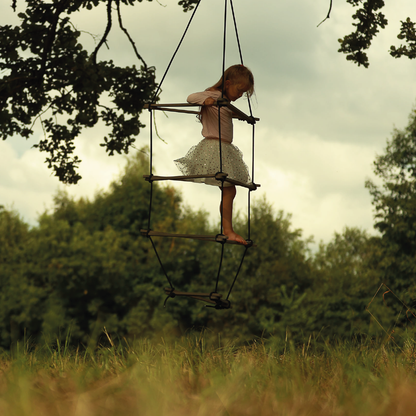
144;173;225;182
141;230;227;243
144;103;200;108
164;288;230;307
144;102;259;125
223;178;260;190
217;99;259;124
143;174;259;190
141;230;256;246
154;108;200;115
164;289;222;299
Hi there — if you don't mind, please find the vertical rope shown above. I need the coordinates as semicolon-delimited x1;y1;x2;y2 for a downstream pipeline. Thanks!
221;0;228;98
214;243;225;293
249;124;256;240
218;0;228;239
218;106;223;174
230;0;255;244
147;110;173;291
218;111;224;236
247;189;251;241
251;124;255;183
220;184;224;236
149;109;153;177
147;182;153;232
146;109;154;231
219;0;228;228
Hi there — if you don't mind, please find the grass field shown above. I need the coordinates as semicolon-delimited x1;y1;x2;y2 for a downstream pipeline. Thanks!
0;332;415;416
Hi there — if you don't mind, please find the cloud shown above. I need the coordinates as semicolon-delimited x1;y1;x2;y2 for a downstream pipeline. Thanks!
0;141;56;222
0;130;124;225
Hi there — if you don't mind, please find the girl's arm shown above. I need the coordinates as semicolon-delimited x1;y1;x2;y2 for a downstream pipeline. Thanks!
187;91;219;106
203;97;216;105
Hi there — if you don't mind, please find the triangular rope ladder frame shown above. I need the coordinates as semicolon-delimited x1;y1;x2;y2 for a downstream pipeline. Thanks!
141;0;259;309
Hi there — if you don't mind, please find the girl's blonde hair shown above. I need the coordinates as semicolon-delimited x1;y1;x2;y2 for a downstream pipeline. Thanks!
209;64;254;98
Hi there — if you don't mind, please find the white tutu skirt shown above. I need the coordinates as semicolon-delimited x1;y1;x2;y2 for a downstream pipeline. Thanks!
174;138;251;187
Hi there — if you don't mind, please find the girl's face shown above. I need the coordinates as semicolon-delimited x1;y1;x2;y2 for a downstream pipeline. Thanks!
224;80;249;102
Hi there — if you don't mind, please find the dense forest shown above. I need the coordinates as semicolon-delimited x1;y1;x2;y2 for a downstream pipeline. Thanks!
2;106;416;349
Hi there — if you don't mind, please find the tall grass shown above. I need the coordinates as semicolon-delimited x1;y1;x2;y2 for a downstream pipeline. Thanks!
0;332;416;415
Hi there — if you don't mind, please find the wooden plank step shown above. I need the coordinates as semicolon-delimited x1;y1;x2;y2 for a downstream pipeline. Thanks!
141;230;254;246
143;174;260;190
164;288;231;308
144;102;259;124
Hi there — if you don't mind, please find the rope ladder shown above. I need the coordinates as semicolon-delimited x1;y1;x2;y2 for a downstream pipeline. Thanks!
141;0;260;309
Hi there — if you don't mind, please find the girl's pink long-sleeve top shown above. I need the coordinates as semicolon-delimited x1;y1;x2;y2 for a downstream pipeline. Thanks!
187;90;233;143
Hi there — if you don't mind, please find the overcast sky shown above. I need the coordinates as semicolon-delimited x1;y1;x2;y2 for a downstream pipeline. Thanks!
1;0;415;249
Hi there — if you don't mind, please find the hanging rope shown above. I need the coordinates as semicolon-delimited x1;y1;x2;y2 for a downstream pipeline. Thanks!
221;0;228;96
230;0;253;117
150;0;203;103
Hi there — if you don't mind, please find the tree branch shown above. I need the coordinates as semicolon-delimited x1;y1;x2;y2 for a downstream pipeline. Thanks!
317;0;333;27
92;0;113;65
39;1;71;82
116;0;147;69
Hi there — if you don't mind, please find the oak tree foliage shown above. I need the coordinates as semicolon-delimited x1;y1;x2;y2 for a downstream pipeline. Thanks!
0;0;198;184
360;106;416;337
335;0;416;67
365;107;416;295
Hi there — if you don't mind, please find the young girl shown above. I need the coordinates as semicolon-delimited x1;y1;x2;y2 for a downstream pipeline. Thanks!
174;65;255;245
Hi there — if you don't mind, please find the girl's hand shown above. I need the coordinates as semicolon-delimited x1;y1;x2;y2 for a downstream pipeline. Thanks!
203;97;216;106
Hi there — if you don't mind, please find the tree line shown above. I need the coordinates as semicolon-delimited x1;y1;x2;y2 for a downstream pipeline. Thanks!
2;106;416;348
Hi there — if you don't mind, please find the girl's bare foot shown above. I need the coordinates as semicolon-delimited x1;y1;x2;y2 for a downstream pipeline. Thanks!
224;230;248;245
221;186;247;245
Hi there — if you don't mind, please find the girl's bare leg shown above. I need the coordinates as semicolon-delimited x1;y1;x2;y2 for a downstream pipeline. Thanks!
220;186;247;245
